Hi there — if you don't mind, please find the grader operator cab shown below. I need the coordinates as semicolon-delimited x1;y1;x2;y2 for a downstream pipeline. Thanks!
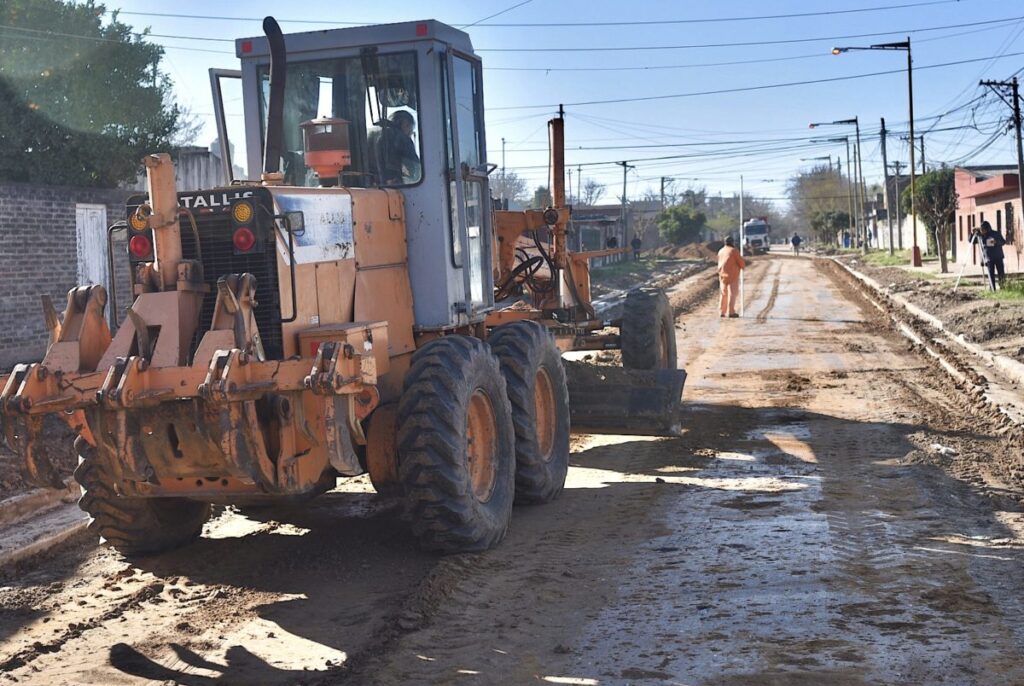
0;18;685;556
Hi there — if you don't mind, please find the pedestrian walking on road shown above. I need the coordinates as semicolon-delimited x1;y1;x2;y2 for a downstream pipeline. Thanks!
972;220;1006;290
631;235;643;261
791;233;803;256
717;236;746;318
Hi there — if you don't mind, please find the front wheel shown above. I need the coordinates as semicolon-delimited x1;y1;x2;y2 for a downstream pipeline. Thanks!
489;321;570;504
621;288;677;370
75;438;211;557
397;336;516;553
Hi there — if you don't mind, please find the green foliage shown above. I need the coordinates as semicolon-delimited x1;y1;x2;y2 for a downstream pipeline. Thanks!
863;249;912;266
979;278;1024;301
706;213;735;237
808;209;850;243
0;0;188;187
656;205;706;245
901;168;957;272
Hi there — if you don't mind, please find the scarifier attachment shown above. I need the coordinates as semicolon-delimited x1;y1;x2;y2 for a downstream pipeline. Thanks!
564;361;686;436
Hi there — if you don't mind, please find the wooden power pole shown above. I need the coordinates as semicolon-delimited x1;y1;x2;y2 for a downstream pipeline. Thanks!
981;77;1024;242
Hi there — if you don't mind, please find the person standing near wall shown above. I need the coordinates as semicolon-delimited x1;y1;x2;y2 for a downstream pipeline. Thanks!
717;236;746;318
631;235;642;261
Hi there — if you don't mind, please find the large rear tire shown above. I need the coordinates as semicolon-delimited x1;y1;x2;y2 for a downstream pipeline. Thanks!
75;438;211;557
489;321;570;504
621;287;677;370
397;336;516;553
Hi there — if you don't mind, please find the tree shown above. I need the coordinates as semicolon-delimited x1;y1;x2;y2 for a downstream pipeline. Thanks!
809;209;850;244
491;170;528;206
902;168;957;273
787;165;852;236
531;185;552;209
656;205;706;246
0;0;190;187
580;179;605;206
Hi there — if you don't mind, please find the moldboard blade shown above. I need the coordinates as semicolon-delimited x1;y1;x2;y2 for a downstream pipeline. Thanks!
564;361;685;436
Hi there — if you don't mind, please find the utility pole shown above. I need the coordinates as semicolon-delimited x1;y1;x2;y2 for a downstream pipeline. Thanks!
660;176;667;209
576;164;583;250
981;77;1024;244
880;118;894;256
890;161;906;250
500;137;506;206
844;139;855;245
854;118;867;253
618;161;635;260
900;135;925;173
739;174;745;317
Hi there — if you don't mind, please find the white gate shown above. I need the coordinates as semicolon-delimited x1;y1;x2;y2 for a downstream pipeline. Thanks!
75;204;108;288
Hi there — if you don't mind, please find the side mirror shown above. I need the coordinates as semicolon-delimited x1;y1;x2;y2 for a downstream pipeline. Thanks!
285;210;305;235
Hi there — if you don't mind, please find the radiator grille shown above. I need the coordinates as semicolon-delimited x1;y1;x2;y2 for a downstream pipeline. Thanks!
125;190;284;361
179;207;283;361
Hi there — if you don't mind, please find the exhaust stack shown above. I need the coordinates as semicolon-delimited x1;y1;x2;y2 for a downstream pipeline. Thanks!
262;16;286;183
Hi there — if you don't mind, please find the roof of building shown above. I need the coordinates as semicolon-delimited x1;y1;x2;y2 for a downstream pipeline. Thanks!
957;165;1019;179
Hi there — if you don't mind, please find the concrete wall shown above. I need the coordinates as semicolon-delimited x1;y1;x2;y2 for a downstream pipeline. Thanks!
0;182;133;370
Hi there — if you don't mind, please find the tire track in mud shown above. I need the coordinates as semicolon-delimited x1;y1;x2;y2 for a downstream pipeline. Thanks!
336;435;686;684
755;264;782;324
0;576;167;673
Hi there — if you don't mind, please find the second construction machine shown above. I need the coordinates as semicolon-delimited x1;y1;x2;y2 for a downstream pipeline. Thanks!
0;18;685;555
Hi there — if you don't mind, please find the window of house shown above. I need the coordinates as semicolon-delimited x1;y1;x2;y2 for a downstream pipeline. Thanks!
958;215;963;241
997;209;1002;231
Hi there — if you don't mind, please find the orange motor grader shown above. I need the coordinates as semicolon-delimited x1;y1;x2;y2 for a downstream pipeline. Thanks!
0;18;684;556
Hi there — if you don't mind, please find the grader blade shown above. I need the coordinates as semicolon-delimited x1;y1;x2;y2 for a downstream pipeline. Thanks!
564;361;686;436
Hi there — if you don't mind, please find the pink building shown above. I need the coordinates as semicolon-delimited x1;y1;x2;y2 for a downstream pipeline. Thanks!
954;166;1023;272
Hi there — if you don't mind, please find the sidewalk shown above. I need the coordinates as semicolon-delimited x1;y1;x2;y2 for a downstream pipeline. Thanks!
887;252;1024;282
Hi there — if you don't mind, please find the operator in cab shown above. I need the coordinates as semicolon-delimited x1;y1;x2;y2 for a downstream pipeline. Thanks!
368;110;421;185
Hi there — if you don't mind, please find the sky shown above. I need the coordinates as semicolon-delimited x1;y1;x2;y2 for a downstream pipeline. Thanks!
92;0;1024;209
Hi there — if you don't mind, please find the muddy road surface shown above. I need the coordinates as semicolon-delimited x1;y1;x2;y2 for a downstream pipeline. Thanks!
3;257;1024;685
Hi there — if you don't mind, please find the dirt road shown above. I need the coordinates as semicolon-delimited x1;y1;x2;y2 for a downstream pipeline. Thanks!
3;257;1024;685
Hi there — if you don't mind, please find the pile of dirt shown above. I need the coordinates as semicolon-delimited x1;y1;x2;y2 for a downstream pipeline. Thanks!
653;241;720;261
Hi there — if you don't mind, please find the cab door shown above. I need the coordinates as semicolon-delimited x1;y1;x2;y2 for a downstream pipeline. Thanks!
443;51;493;314
209;68;244;182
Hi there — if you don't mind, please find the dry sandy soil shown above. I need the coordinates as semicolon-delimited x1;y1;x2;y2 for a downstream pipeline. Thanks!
1;257;1024;685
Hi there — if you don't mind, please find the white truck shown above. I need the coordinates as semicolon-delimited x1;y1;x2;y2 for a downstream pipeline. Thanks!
742;217;771;255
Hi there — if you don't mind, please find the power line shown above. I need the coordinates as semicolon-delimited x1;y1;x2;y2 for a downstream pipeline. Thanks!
112;0;965;28
9;12;1014;54
491;50;1024;110
483;21;1024;73
460;0;534;29
476;15;1023;52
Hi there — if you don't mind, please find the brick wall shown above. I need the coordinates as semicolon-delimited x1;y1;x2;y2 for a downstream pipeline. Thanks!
0;182;133;370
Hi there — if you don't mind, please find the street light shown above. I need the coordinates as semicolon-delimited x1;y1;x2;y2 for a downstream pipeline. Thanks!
833;37;921;266
811;137;855;246
800;155;833;171
810;118;866;254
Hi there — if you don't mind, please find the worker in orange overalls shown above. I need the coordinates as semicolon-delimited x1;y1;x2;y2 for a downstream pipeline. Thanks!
717;236;746;318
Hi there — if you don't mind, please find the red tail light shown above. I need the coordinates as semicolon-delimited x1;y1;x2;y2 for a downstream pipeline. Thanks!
129;234;152;259
233;227;256;252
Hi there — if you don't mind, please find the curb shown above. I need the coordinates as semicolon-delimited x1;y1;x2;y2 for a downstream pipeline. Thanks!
835;258;1024;390
831;257;1024;426
0;479;78;529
